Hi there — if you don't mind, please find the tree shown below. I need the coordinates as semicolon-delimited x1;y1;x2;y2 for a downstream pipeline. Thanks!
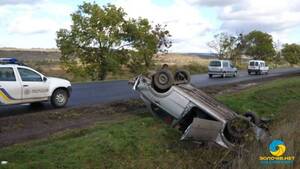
244;30;276;60
207;33;235;59
207;33;243;64
124;20;171;74
282;43;300;65
56;2;171;80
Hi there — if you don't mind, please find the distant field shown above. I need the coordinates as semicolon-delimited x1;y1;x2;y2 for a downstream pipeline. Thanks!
0;48;60;62
154;53;211;66
0;48;211;81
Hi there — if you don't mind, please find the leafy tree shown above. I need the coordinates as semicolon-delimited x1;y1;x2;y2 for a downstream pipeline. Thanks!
56;2;171;80
207;33;244;64
207;33;235;59
244;30;275;60
282;43;300;65
124;20;171;74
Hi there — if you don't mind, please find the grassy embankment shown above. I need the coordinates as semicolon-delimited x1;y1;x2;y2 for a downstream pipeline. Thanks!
0;77;299;169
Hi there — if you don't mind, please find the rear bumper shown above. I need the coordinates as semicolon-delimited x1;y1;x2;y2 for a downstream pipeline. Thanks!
248;69;268;72
208;71;234;75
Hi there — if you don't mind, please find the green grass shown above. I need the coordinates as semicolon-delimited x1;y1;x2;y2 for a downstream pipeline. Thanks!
217;77;300;117
0;77;299;169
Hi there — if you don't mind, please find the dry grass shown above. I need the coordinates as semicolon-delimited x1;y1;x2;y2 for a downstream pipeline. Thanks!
154;53;211;66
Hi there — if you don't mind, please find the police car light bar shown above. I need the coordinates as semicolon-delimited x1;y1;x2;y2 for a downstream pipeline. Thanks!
0;58;22;65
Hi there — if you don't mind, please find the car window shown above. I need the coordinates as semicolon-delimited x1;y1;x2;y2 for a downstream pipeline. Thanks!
223;62;229;67
255;62;259;66
0;67;16;81
261;62;265;67
209;61;221;67
18;68;42;82
249;62;254;66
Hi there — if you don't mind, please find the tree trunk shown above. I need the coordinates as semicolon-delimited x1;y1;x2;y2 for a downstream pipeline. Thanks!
98;59;108;80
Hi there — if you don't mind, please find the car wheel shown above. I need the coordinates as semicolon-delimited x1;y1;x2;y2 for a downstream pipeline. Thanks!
174;69;191;84
248;71;251;75
243;112;260;125
51;89;68;108
225;117;251;143
209;74;213;78
222;72;226;78
153;69;174;92
233;71;237;77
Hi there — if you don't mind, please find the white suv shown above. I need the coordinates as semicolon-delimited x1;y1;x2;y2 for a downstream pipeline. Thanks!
248;60;269;75
0;58;72;108
208;60;238;78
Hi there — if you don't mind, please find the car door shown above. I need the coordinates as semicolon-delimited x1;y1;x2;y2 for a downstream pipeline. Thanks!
222;61;230;73
260;62;267;72
229;62;236;73
0;67;22;104
17;67;49;99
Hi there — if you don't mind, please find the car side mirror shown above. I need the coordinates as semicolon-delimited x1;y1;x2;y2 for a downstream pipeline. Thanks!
43;77;48;82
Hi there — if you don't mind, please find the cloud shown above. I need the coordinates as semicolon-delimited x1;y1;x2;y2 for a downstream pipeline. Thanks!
2;1;72;35
116;0;213;52
218;0;300;34
0;0;42;5
185;0;239;7
7;15;59;34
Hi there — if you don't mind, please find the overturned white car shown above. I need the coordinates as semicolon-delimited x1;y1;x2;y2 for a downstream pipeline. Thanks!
130;68;269;149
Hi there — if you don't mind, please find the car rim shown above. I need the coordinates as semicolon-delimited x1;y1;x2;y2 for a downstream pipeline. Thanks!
158;74;168;85
56;93;65;105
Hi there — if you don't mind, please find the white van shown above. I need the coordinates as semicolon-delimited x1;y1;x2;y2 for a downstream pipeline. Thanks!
248;60;269;75
0;58;72;108
208;60;238;78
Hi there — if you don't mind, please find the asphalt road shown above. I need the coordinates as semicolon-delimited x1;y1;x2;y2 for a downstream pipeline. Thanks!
1;67;299;117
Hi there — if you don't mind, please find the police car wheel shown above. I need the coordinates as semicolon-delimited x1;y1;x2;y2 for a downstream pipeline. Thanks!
51;89;68;108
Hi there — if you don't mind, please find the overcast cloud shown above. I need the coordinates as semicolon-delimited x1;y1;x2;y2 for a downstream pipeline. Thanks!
0;0;299;51
0;0;42;5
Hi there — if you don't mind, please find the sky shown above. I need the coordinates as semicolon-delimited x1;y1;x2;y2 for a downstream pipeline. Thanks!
0;0;299;52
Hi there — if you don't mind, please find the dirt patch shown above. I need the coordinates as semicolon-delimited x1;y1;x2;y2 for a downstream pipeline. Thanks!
0;100;146;147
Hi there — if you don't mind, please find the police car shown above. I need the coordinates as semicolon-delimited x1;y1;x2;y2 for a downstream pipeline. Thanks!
0;58;72;108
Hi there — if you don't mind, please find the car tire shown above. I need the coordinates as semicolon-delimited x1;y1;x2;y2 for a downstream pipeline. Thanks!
248;71;251;75
153;69;174;92
243;112;260;125
225;117;250;143
209;74;213;78
233;71;237;77
222;72;226;78
174;69;191;84
51;89;69;108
